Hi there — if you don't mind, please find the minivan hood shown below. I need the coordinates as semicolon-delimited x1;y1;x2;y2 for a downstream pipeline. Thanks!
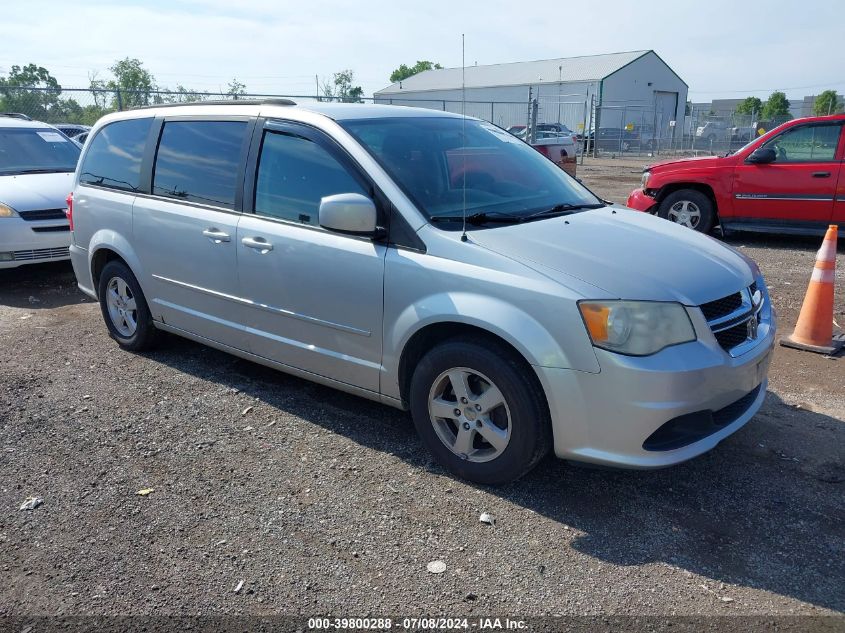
0;171;74;212
470;206;754;305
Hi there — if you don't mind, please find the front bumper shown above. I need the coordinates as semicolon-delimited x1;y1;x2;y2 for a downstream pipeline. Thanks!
625;188;657;213
536;303;776;468
0;218;71;269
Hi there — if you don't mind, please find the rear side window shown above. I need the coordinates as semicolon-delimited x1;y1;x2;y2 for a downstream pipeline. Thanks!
254;130;367;225
79;118;152;191
152;120;247;209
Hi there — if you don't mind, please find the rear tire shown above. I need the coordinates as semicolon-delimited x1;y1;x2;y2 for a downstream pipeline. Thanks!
409;338;551;485
98;260;160;351
658;189;715;233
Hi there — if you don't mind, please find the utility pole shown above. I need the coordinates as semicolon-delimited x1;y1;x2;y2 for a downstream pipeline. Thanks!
558;65;562;125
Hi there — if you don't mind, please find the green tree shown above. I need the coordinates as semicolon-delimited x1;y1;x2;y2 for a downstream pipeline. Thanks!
226;78;246;99
171;84;203;103
761;91;791;120
321;70;363;103
88;71;110;110
813;90;842;115
389;60;443;83
106;58;157;108
735;96;762;116
0;64;62;120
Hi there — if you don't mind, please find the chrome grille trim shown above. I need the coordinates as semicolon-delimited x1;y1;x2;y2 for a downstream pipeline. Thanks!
701;284;765;357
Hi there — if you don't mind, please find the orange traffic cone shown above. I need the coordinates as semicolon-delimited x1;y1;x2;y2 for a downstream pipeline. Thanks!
780;225;843;355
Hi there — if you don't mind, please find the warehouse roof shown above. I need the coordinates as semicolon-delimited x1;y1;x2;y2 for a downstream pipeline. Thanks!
376;50;682;95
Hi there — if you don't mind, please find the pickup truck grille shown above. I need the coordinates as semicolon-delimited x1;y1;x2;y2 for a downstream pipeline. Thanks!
701;283;763;356
17;208;67;222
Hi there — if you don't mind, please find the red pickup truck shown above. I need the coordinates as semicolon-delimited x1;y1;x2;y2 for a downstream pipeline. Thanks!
626;114;845;235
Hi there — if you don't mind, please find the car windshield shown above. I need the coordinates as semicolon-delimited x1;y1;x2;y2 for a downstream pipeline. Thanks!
0;127;81;175
340;117;601;225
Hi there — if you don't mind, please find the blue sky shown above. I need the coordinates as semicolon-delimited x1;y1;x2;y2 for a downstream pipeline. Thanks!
1;0;843;103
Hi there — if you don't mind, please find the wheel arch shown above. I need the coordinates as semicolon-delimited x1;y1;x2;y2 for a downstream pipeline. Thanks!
86;231;147;299
656;183;720;222
399;322;539;406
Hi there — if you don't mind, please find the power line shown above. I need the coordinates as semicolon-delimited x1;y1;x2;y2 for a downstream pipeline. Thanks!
690;80;845;94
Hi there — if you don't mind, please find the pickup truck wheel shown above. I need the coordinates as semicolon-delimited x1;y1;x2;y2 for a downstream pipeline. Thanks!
658;189;715;233
98;260;160;351
409;338;551;485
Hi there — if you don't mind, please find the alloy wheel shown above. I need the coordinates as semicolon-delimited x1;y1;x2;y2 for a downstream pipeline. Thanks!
427;367;512;463
105;276;138;337
667;200;701;229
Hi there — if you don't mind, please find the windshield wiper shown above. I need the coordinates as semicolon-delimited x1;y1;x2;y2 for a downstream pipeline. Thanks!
431;203;606;226
430;211;525;225
522;202;606;220
10;168;73;175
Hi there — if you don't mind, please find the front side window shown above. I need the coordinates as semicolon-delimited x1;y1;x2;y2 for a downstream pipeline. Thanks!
341;117;600;225
152;120;247;209
0;127;80;176
762;123;842;163
79;118;151;191
254;130;367;226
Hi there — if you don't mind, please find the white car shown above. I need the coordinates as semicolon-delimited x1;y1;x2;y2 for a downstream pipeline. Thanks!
0;115;80;268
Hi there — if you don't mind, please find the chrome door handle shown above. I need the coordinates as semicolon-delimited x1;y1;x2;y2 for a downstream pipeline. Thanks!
202;228;230;243
241;236;274;253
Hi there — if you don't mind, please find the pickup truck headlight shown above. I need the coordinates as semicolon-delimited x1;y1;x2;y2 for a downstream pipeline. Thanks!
579;300;696;356
640;171;650;188
0;202;19;218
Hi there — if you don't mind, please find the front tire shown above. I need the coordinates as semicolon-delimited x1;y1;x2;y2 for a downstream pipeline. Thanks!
657;189;715;233
409;338;551;485
98;260;160;351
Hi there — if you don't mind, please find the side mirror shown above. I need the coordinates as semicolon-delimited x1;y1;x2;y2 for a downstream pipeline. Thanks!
319;193;379;236
746;147;776;164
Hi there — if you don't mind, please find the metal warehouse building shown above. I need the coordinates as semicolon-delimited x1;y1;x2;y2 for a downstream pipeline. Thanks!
374;50;688;137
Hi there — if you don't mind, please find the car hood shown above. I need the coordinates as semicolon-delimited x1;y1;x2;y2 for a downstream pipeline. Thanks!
0;172;74;212
647;154;730;171
470;206;754;305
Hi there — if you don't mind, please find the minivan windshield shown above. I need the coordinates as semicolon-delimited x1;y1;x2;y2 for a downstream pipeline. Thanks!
0;127;80;176
341;117;602;226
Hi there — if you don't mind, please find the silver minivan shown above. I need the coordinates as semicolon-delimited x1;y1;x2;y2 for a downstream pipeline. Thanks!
68;100;775;484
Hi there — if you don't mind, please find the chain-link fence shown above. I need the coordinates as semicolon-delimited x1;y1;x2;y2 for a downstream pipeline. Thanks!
2;86;796;159
0;86;334;126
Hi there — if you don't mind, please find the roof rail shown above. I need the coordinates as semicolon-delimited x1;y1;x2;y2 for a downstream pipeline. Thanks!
135;97;296;111
0;112;33;120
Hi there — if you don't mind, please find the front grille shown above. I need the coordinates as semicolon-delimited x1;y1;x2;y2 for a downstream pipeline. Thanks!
11;246;70;261
700;292;742;321
643;384;762;451
714;319;755;350
31;225;70;233
700;284;763;354
17;208;67;222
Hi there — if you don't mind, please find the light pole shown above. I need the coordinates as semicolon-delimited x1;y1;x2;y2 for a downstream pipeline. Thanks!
558;65;562;124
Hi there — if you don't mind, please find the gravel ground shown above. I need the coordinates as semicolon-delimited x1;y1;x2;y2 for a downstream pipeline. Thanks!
1;160;843;620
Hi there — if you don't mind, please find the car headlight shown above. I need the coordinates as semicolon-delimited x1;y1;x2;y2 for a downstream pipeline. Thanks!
579;300;696;356
640;171;651;188
0;202;19;218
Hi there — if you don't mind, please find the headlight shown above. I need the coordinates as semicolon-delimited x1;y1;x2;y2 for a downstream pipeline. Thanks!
640;171;651;188
0;202;19;218
579;300;696;356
